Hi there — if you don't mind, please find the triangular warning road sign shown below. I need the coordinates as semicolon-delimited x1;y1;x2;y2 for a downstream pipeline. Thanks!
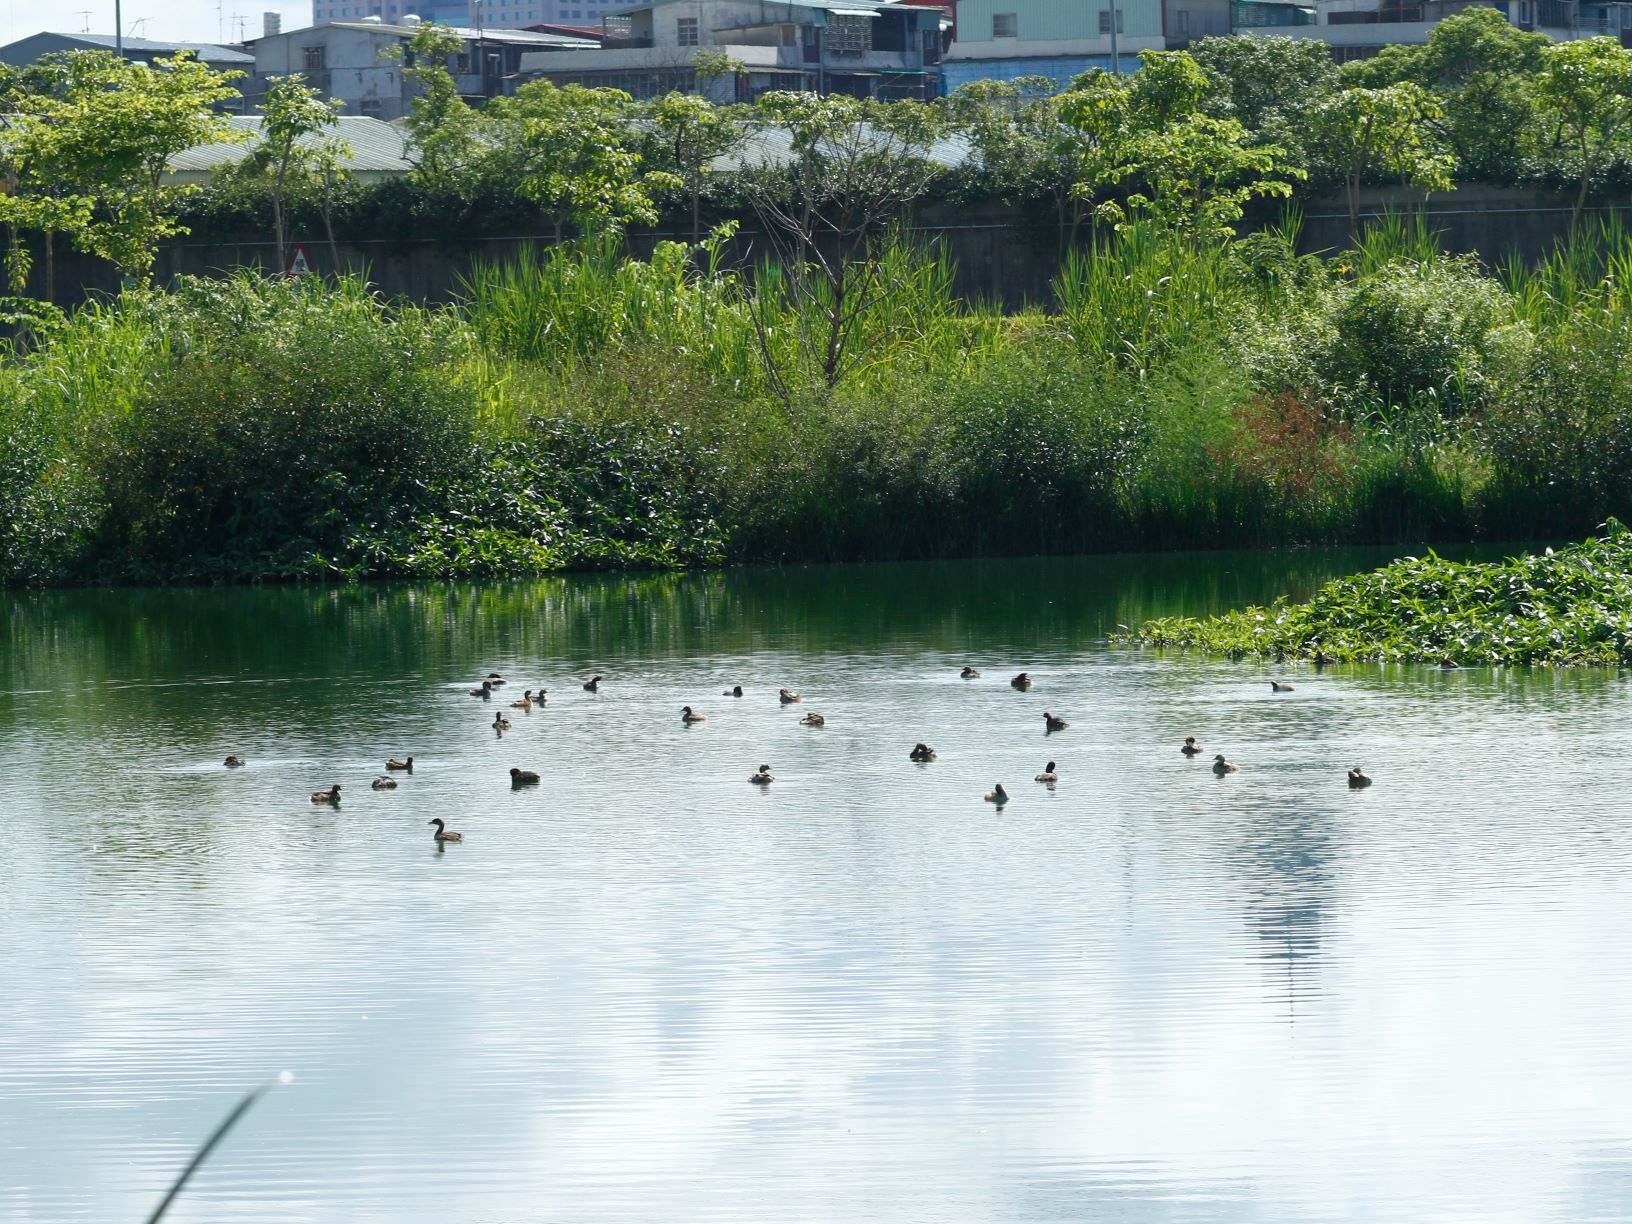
288;244;312;276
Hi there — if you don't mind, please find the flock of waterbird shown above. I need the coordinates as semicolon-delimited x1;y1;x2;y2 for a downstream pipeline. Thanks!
221;665;1375;845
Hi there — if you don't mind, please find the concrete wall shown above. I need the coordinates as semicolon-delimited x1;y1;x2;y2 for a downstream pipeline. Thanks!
252;26;411;117
24;184;1630;312
953;0;1166;43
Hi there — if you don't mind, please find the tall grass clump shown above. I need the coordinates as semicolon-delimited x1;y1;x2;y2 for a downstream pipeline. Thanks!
459;235;759;389
1482;220;1632;535
1053;221;1242;375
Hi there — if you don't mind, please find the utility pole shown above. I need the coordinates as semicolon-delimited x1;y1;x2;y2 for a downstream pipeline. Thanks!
1107;0;1120;74
115;0;123;57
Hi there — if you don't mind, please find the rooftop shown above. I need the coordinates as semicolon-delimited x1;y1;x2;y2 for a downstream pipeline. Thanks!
266;21;597;47
166;115;414;177
716;122;974;172
3;31;254;63
611;0;904;14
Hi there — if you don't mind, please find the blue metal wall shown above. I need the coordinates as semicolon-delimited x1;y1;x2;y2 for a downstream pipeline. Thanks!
940;54;1135;91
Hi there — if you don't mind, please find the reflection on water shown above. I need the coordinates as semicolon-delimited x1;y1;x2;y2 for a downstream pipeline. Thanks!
5;548;1632;1224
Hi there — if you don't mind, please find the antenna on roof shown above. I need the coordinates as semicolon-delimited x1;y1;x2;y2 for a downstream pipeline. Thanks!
76;9;93;32
232;11;249;40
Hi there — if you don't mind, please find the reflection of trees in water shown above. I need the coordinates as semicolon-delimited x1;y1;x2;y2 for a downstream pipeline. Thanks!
4;546;1439;693
1236;806;1337;1020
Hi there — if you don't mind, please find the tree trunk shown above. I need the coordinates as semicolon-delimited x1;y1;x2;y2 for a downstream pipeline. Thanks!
273;194;287;275
823;266;846;387
44;229;54;306
4;223;19;295
322;177;341;273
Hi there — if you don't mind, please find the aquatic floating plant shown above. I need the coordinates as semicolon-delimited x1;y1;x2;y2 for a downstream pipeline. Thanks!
1116;520;1632;667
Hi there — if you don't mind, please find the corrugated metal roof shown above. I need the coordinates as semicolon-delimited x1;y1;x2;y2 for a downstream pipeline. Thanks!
714;122;973;172
42;32;255;63
313;21;597;46
166;115;414;176
614;0;903;14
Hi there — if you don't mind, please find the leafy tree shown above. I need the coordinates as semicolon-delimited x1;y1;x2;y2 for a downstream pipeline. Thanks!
1189;35;1339;171
1417;9;1546;181
1535;37;1632;228
1057;50;1297;245
1125;50;1211;128
242;74;350;272
1311;83;1455;240
949;75;1100;251
1341;9;1545;183
4;50;243;282
740;92;949;392
1053;73;1137;246
1122;115;1300;244
648;92;744;241
486;81;679;242
394;23;480;186
691;48;747;102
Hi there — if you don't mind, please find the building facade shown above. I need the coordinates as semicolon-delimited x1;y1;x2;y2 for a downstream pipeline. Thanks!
941;0;1167;88
940;0;1323;89
1273;0;1621;58
250;20;595;117
310;1;632;29
522;0;943;99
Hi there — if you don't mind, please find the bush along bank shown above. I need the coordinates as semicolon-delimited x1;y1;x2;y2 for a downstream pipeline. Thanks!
9;215;1632;587
1117;521;1632;667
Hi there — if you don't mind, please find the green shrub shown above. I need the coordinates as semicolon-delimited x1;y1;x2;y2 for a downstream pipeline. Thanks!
83;274;478;579
1322;257;1511;414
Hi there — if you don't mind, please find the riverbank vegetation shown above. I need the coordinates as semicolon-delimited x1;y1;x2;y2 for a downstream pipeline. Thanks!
8;211;1632;584
10;23;1632;584
1117;521;1632;666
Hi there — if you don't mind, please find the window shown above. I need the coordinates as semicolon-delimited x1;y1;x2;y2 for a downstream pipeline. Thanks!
1098;8;1123;31
1174;8;1188;31
828;12;872;50
360;98;383;115
677;16;699;44
992;12;1017;36
302;45;326;70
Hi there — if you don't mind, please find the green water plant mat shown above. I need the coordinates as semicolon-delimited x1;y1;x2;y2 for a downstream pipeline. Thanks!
1116;521;1632;666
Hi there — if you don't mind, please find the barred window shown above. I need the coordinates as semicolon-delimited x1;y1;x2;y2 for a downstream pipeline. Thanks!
828;13;872;50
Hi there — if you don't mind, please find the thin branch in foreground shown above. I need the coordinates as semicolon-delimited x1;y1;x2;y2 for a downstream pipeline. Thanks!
145;1072;291;1224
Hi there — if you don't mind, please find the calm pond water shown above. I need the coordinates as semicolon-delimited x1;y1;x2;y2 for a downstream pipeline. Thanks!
5;549;1632;1224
